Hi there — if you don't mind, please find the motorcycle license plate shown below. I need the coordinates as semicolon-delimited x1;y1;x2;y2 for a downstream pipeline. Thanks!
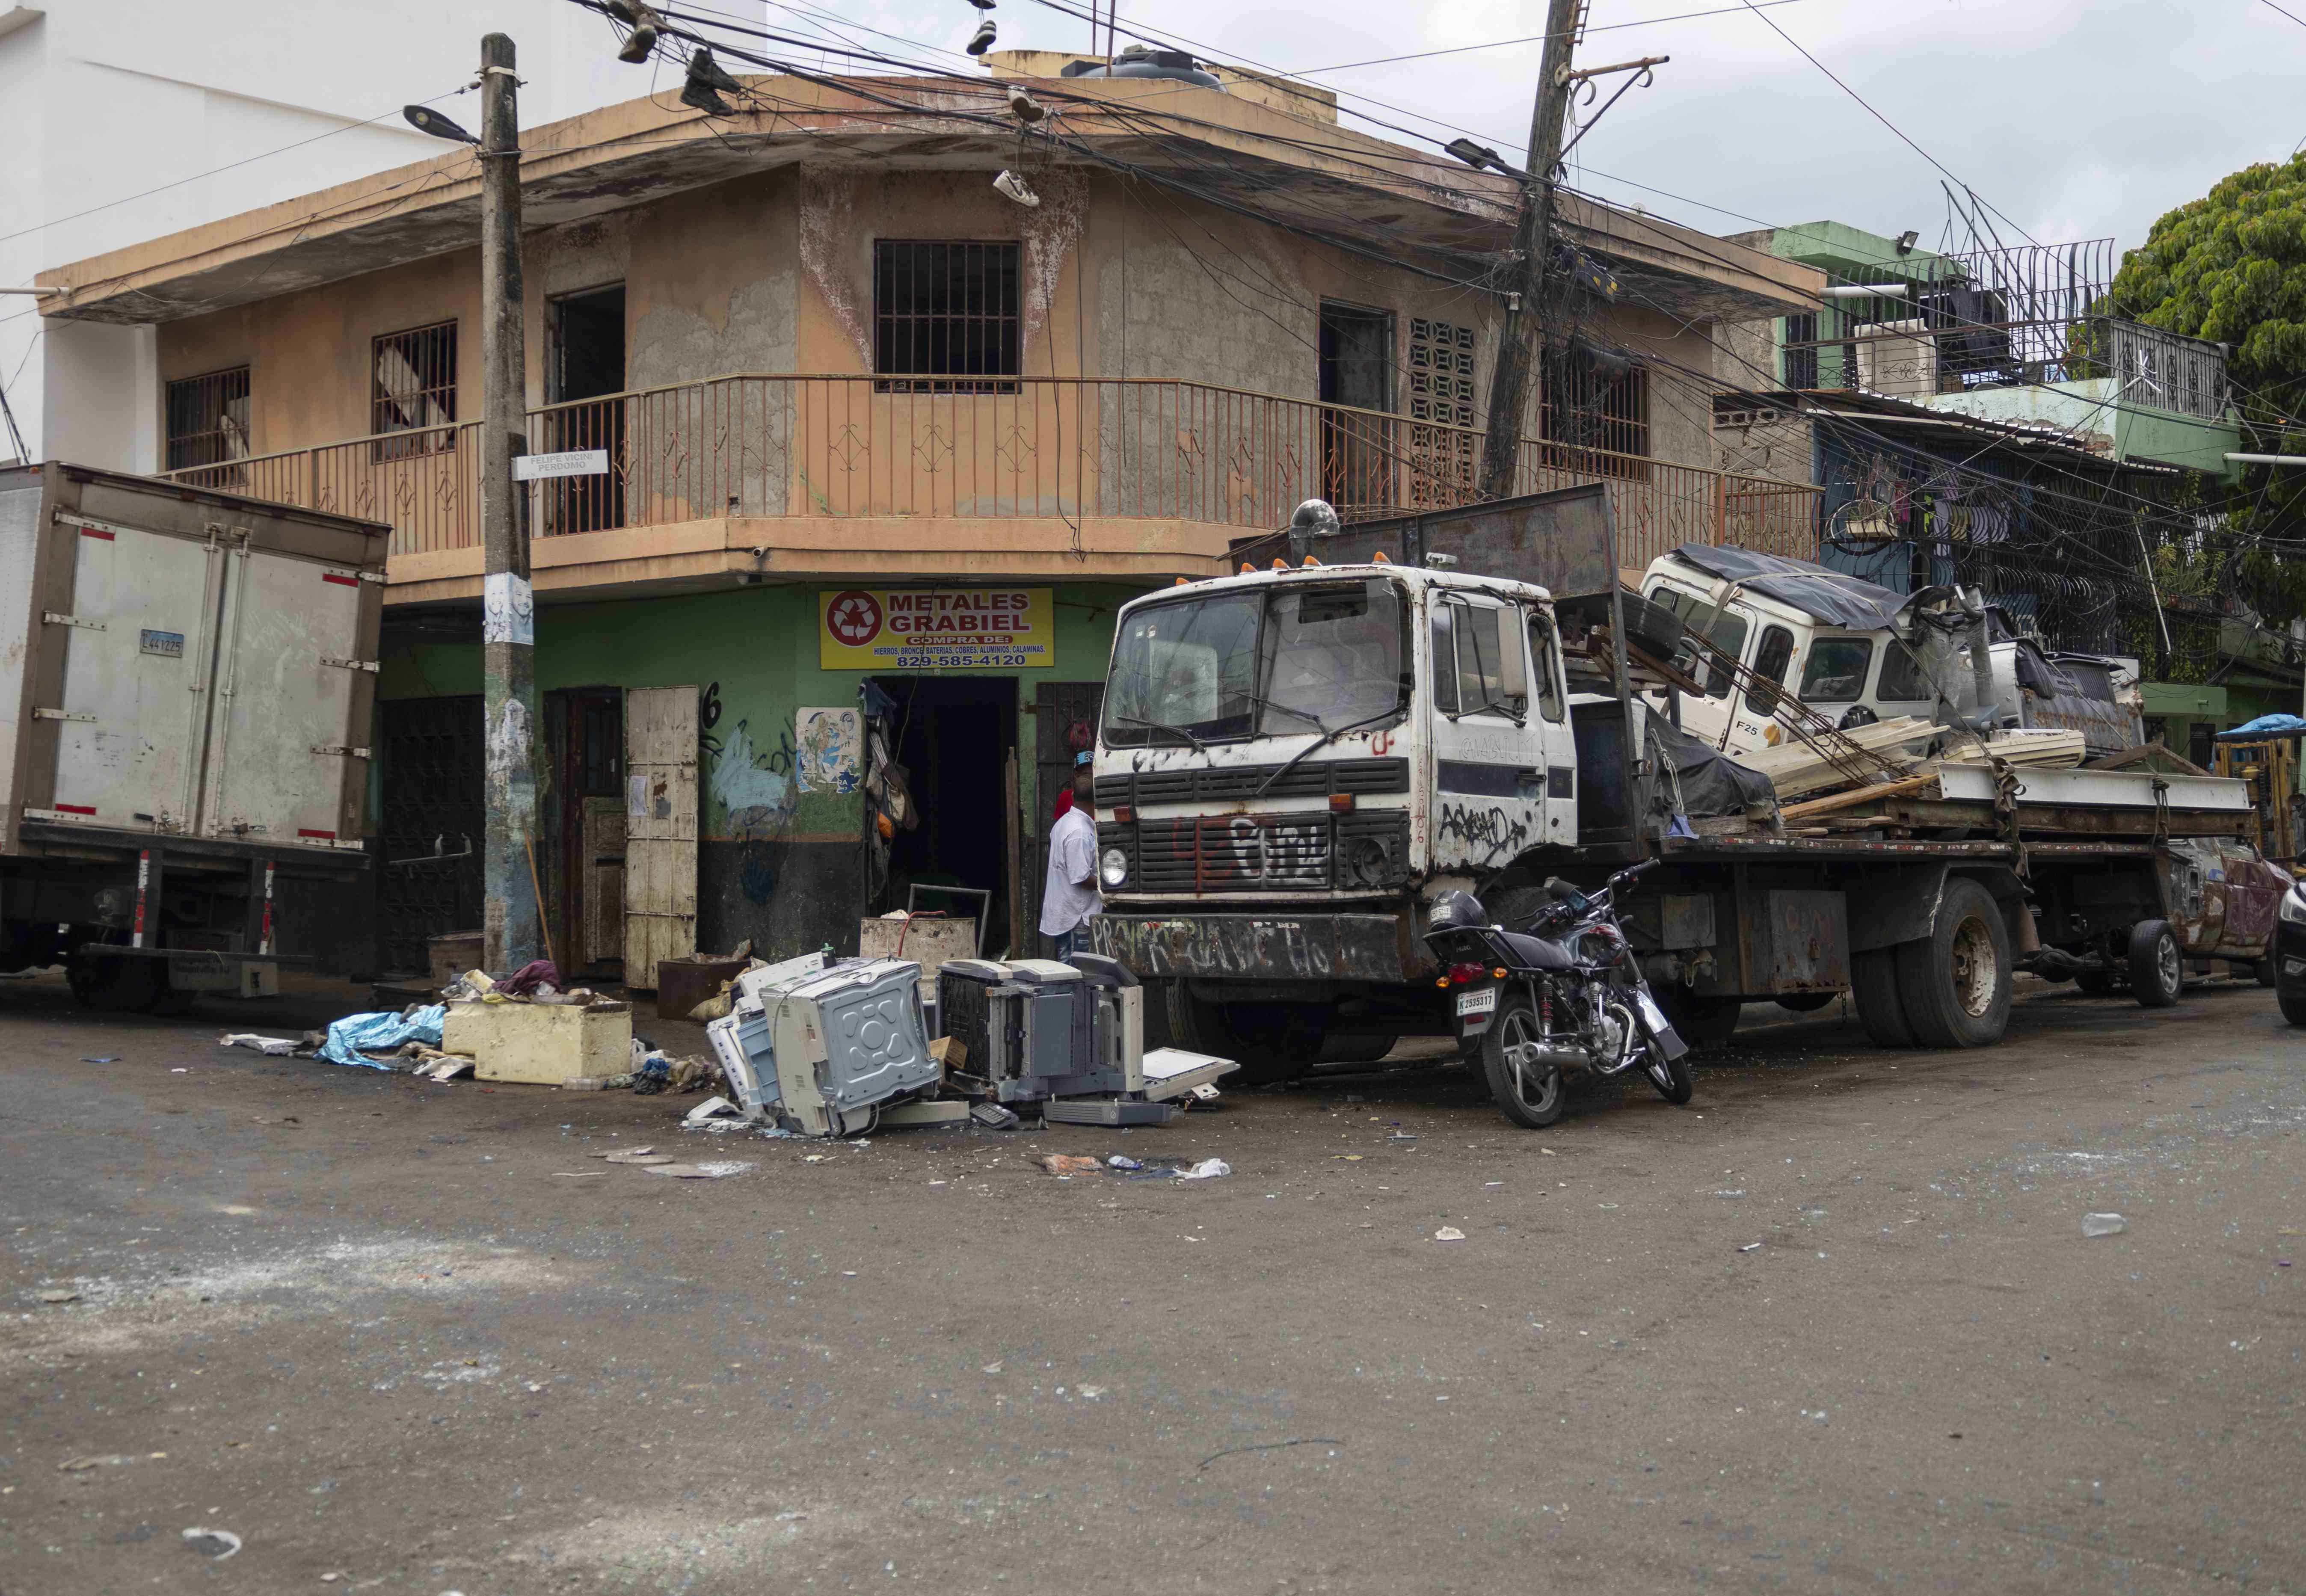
1456;987;1498;1019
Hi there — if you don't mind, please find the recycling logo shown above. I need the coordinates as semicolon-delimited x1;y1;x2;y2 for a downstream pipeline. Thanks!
826;590;883;648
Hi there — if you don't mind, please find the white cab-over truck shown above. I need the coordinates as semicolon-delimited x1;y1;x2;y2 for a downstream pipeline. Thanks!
0;463;387;1009
1087;487;2269;1077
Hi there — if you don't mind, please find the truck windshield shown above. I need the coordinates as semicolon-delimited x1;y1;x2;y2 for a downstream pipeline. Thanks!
1104;577;1408;746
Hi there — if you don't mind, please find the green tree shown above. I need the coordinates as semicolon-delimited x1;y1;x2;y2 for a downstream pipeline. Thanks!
2108;153;2306;622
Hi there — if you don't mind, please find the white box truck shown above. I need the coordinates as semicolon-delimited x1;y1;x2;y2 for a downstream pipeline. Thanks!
0;462;388;1010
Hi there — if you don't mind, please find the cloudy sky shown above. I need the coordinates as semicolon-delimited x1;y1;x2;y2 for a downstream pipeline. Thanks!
804;0;2306;263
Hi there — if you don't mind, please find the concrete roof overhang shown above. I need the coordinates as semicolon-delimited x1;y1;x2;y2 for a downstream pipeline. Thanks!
40;73;1821;326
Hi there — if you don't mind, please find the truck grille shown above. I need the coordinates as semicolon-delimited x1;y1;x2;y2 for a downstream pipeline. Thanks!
1101;808;1410;894
1095;756;1408;809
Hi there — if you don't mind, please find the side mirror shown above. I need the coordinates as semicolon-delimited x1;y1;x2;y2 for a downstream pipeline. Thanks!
1500;617;1529;702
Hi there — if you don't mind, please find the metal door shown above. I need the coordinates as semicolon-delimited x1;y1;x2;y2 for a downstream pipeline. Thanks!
1033;680;1103;943
1428;593;1552;876
50;520;223;832
202;547;368;842
623;685;697;992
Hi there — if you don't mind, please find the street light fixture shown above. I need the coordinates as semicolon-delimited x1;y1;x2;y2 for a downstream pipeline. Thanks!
403;105;480;145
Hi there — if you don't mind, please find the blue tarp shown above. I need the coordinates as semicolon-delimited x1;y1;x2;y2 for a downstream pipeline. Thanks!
319;1005;446;1069
2217;714;2306;740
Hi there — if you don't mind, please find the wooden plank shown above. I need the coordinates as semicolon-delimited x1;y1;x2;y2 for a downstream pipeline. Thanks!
1778;772;1940;820
623;684;697;992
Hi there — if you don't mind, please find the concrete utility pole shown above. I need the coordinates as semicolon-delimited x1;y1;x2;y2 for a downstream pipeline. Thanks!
478;30;540;973
1477;0;1582;503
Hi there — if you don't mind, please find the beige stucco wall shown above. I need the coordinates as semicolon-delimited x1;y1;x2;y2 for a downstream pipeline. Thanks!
154;162;1737;480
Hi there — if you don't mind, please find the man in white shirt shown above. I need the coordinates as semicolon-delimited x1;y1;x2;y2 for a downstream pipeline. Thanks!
1040;758;1103;959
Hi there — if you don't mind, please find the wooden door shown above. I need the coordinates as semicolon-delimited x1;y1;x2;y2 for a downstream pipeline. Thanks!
623;685;697;992
582;797;627;968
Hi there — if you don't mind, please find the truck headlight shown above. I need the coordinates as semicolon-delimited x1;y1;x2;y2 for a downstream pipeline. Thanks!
1099;847;1129;889
2282;885;2306;926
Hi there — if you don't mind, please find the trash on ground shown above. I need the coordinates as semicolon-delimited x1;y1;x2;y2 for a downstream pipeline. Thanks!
442;995;631;1086
1038;1154;1106;1176
181;1527;242;1559
589;1146;653;1158
318;1006;446;1069
684;1095;740;1124
1738;1242;1763;1253
79;1056;119;1064
2083;1212;2128;1238
558;1073;631;1091
36;1288;79;1303
644;1161;753;1178
970;1102;1021;1130
218;1033;302;1056
1434;1226;1466;1241
604;1152;674;1166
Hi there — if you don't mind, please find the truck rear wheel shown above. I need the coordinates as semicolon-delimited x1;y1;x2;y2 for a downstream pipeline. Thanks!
2128;919;2182;1009
1851;948;1915;1047
1657;992;1739;1049
1163;986;1325;1084
67;950;164;1013
1893;878;2011;1048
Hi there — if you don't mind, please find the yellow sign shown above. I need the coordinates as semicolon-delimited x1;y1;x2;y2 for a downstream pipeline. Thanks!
818;587;1055;671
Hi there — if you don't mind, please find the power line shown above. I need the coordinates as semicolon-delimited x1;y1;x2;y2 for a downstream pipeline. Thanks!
0;89;468;251
1287;0;1812;75
1731;0;2040;247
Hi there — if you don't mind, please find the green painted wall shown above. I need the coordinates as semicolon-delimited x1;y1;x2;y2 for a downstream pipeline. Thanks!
378;580;1144;843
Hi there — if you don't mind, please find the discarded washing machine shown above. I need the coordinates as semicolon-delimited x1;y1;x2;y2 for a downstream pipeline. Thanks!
937;954;1239;1120
707;955;937;1136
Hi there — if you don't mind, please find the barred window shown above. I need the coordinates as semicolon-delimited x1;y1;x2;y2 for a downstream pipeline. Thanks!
1541;352;1648;479
372;321;458;459
873;241;1019;393
164;367;251;477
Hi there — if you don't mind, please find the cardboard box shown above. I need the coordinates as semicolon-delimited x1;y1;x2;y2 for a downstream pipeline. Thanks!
442;1000;633;1086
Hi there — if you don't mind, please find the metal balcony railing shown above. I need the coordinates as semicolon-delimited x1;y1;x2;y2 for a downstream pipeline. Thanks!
159;373;1822;571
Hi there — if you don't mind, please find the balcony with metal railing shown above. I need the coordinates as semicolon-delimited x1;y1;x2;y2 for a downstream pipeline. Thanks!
160;373;1821;584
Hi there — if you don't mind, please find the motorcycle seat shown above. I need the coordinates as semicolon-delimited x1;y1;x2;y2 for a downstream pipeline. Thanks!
1494;930;1577;971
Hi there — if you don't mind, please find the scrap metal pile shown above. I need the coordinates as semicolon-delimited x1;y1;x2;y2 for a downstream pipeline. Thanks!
705;950;1237;1138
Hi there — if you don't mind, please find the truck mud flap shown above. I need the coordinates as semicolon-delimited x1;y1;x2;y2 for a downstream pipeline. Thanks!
1090;914;1411;983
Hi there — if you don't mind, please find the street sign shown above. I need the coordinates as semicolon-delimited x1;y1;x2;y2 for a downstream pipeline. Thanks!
512;449;610;482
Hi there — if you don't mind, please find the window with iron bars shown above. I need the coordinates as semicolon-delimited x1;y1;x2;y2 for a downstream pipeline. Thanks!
1540;352;1649;480
873;241;1020;394
164;367;251;481
371;321;458;460
1781;314;1818;390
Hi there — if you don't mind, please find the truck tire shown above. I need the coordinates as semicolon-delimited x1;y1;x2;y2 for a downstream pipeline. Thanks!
2128;920;2182;1009
1164;986;1323;1085
1657;992;1740;1048
2282;987;2306;1027
1893;879;2012;1048
1774;992;1836;1013
67;950;164;1013
2256;956;2278;989
1851;948;1915;1047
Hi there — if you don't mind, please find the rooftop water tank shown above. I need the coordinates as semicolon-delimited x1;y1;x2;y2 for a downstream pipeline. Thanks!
1061;44;1224;89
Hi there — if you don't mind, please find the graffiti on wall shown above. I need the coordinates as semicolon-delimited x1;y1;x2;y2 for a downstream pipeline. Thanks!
1435;802;1529;867
796;707;863;794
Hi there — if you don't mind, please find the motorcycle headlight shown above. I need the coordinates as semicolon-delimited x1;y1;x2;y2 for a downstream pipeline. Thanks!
2282;884;2306;926
1099;847;1129;889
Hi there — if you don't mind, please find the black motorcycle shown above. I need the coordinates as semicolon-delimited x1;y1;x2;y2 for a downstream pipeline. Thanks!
1425;864;1692;1128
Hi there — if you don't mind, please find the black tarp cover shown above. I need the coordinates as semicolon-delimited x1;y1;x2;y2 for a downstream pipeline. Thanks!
1663;544;1907;631
1650;717;1778;818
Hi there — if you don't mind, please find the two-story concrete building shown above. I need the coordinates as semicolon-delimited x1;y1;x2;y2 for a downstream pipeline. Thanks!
36;58;1822;979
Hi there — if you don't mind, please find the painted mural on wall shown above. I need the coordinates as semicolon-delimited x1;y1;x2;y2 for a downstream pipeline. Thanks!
795;707;863;794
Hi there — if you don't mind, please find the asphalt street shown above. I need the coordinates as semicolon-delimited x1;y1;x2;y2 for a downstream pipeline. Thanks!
2;972;2301;1594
